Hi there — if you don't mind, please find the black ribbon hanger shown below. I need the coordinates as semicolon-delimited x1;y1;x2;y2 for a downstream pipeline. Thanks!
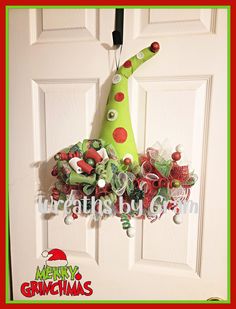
112;8;124;46
112;9;124;70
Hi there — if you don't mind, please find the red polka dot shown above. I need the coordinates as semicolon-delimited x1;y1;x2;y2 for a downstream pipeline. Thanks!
114;92;124;102
123;60;132;68
75;272;82;280
113;127;128;143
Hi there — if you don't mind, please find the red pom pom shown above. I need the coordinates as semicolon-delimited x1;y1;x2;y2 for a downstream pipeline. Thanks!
124;158;132;165
114;92;124;102
113;127;128;143
150;42;160;53
171;152;181;161
123;60;132;68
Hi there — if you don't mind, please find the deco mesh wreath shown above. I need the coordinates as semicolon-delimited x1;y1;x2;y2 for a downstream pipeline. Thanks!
50;42;197;237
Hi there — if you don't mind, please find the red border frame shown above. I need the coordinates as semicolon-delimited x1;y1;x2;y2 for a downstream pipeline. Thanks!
1;0;233;306
0;0;5;306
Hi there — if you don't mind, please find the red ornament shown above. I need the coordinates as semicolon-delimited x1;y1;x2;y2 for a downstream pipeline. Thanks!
113;127;128;143
68;152;74;159
124;158;132;165
52;188;60;200
51;166;58;176
150;42;160;53
114;92;124;102
74;151;80;158
123;60;132;68
172;151;181;161
72;213;78;219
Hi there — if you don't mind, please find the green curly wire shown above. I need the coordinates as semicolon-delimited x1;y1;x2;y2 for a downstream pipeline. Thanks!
95;163;108;180
120;213;131;230
100;193;117;206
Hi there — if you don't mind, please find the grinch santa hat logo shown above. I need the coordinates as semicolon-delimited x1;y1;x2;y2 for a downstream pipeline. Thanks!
41;248;68;267
20;248;93;297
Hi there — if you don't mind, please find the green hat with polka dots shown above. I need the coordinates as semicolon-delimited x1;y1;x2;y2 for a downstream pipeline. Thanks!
100;42;160;163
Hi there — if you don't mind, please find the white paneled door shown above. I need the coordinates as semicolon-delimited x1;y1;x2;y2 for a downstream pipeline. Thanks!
9;8;228;300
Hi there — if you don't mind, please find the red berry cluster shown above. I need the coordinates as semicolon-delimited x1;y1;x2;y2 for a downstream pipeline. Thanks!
54;151;81;161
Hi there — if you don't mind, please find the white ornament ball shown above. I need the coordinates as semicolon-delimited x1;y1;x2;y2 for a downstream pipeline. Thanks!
176;144;184;153
126;227;135;238
112;74;122;84
173;214;183;224
136;51;144;59
97;179;106;188
64;215;74;225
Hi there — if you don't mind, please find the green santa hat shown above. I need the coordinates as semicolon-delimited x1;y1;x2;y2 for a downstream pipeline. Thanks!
100;42;160;163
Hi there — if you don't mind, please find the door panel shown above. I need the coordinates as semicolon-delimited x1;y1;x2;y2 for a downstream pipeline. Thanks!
30;9;98;43
133;8;217;37
130;76;210;278
9;8;228;300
